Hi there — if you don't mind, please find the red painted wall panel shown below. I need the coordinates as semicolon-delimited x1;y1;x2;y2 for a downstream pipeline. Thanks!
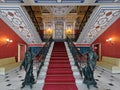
0;19;27;59
93;18;120;58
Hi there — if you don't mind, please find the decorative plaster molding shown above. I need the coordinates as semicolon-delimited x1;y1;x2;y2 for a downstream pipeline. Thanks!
77;6;120;44
0;6;42;44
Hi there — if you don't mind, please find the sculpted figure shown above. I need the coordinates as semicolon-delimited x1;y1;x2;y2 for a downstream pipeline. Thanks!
20;47;35;89
82;47;98;89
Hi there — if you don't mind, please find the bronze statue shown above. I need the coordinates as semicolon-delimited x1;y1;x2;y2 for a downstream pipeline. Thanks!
20;47;35;89
82;46;98;89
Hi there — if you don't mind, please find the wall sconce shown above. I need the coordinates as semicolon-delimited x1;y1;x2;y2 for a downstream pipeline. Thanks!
65;28;73;34
6;39;13;47
106;38;113;46
46;28;53;34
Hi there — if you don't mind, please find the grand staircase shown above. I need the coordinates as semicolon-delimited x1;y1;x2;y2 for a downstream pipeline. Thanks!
43;42;78;90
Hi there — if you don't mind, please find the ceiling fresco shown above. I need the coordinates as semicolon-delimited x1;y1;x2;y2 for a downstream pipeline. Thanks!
77;6;120;44
0;6;42;44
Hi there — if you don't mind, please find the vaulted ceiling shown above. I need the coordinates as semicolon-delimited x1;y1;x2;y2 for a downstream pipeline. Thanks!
0;0;120;44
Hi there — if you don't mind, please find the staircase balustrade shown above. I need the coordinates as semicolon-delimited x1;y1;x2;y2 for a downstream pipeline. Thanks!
66;36;98;89
66;36;86;78
35;37;53;79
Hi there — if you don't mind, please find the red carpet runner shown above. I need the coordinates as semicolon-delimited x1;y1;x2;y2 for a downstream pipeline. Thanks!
43;42;78;90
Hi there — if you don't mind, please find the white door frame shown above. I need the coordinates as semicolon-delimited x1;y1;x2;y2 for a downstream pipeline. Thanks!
18;44;26;62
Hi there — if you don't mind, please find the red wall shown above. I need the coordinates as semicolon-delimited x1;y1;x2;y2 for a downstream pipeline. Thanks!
93;18;120;58
74;29;79;38
0;19;27;60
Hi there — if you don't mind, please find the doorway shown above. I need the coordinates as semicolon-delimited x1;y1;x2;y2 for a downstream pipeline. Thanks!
18;44;26;62
92;43;101;61
54;20;64;40
55;29;63;39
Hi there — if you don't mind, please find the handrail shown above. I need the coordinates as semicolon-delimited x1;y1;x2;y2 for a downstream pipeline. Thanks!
36;37;52;58
35;36;52;79
66;36;84;59
67;37;82;56
66;36;86;78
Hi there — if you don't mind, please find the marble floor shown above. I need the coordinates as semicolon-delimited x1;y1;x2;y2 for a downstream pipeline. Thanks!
0;66;120;90
0;42;120;90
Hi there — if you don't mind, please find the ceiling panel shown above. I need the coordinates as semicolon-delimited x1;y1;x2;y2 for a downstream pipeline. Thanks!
34;0;84;3
0;0;24;3
95;0;120;3
34;0;57;3
62;0;84;3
